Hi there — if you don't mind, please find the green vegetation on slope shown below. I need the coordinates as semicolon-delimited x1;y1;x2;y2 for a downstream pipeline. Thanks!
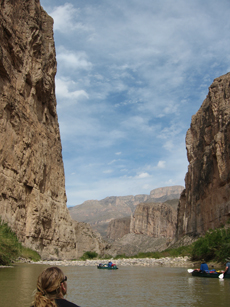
0;218;41;265
191;227;230;262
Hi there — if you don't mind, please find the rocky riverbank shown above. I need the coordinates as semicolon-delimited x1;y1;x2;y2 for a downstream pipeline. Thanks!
29;256;193;267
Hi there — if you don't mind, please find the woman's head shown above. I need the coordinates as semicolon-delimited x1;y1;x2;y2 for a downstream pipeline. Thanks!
33;267;67;307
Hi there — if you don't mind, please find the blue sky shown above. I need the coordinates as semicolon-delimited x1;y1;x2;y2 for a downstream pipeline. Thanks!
40;0;230;207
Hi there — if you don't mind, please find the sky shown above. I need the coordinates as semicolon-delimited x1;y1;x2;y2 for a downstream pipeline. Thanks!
40;0;230;207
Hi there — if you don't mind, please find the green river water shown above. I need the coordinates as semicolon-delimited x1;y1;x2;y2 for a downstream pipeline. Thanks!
0;263;230;307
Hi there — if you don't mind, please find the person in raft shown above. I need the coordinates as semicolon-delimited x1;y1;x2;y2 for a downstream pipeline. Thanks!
223;258;230;277
31;266;81;307
194;259;209;272
108;261;116;267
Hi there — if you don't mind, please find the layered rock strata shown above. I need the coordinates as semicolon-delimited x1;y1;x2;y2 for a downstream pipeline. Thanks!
0;0;105;259
177;73;230;239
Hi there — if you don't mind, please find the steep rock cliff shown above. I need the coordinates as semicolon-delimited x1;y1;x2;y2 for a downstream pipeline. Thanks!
177;73;230;239
0;0;106;259
107;217;131;241
130;200;178;240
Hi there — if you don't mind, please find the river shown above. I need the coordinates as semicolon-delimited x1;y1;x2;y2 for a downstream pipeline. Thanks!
0;263;229;307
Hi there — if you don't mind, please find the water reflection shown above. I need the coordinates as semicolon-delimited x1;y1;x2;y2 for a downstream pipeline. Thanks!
0;264;230;307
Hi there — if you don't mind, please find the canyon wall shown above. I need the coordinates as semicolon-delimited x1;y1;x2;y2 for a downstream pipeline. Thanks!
105;199;178;256
130;200;178;240
0;0;105;259
107;217;131;241
177;73;230;239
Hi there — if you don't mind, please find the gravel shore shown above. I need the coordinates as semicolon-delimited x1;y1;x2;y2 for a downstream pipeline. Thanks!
30;256;193;267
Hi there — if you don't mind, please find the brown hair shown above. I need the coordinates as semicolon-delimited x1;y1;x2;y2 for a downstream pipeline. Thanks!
32;267;66;307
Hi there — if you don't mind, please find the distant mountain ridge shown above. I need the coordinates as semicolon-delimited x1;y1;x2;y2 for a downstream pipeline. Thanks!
69;186;184;238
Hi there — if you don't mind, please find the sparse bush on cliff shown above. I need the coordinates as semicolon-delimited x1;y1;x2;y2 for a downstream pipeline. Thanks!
0;218;40;265
191;227;230;262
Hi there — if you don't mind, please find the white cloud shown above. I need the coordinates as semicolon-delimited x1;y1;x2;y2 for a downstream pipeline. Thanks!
49;3;90;33
135;172;151;179
57;48;92;70
157;161;166;169
55;78;89;100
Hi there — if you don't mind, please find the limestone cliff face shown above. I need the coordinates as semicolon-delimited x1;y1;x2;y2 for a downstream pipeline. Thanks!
130;201;178;240
177;73;230;239
74;222;107;257
107;217;131;241
0;0;106;259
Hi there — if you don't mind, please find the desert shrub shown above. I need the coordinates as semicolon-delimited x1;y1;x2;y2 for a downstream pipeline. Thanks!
191;228;230;262
80;251;98;260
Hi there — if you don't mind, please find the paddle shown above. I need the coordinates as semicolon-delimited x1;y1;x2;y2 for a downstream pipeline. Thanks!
219;273;224;279
187;269;194;273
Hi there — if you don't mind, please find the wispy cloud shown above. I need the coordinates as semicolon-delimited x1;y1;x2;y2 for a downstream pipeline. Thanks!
49;3;90;33
56;78;89;101
57;47;92;71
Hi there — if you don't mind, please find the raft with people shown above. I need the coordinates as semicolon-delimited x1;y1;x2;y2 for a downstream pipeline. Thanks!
189;270;223;278
187;257;230;279
97;261;118;270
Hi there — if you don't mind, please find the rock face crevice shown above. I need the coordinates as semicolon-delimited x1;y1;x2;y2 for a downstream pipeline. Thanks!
177;73;230;239
0;0;106;259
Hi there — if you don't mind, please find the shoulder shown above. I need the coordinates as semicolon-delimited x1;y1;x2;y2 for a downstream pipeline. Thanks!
56;299;81;307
